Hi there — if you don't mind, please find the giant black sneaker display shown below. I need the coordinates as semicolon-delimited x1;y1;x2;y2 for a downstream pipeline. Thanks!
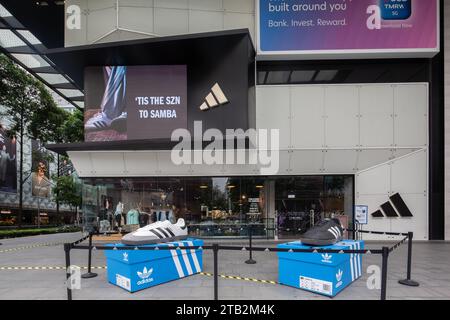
300;218;344;246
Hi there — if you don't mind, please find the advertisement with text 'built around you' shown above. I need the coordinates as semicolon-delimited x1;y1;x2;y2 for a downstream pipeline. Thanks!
258;0;439;57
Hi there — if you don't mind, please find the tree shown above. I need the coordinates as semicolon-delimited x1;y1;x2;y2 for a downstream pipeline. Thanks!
58;109;84;143
0;54;67;226
52;175;82;209
52;174;82;225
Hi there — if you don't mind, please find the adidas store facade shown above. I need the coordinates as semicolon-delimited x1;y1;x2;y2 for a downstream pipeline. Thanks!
36;0;443;241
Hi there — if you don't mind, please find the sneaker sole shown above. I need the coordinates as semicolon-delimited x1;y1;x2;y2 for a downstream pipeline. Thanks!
299;237;341;246
121;235;188;246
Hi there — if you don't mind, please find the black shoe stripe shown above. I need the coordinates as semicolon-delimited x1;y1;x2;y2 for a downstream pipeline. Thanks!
149;229;164;239
157;227;170;238
165;227;175;237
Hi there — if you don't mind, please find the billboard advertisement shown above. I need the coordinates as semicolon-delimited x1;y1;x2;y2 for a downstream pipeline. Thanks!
257;0;439;59
31;140;52;198
0;126;17;193
84;65;187;142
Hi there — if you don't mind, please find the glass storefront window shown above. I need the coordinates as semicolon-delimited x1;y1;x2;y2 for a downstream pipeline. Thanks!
82;177;272;238
81;175;353;239
274;176;354;239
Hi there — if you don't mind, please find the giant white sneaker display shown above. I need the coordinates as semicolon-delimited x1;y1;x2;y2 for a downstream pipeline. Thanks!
121;219;188;245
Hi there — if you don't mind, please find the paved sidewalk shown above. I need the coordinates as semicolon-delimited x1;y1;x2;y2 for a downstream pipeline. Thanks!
0;233;449;300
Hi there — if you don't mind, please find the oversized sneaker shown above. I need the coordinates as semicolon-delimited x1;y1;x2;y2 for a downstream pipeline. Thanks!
121;219;188;245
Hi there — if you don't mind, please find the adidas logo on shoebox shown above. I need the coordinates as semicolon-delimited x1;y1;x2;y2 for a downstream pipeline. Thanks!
321;253;332;263
335;269;343;288
136;267;154;286
199;83;229;111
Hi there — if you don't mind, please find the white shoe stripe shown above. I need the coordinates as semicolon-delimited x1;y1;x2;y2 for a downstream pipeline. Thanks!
167;244;185;278
350;243;355;281
177;242;193;276
332;226;341;237
328;228;338;239
356;242;362;277
187;240;201;273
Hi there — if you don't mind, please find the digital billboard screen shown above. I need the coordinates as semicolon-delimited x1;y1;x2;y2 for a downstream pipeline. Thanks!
84;65;187;142
258;0;439;59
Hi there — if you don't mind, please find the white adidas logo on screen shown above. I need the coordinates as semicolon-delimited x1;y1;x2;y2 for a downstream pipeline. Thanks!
199;83;229;111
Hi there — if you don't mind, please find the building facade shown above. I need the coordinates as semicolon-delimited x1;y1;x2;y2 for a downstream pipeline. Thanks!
0;0;445;240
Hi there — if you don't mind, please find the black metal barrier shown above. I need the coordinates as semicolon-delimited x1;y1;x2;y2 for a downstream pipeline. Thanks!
64;230;417;301
81;233;97;279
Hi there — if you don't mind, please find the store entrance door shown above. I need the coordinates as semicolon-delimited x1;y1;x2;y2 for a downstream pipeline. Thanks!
275;176;354;239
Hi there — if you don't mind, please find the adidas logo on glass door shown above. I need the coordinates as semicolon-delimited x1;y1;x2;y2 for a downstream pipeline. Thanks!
199;83;229;111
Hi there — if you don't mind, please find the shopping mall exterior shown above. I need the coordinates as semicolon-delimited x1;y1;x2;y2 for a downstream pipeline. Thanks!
0;0;448;241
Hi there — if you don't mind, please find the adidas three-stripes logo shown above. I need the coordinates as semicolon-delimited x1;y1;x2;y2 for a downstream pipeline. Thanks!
149;227;176;239
199;83;229;111
328;227;342;239
93;121;109;129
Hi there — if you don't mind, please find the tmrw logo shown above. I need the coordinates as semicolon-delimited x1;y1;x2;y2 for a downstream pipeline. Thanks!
137;267;154;286
321;253;332;263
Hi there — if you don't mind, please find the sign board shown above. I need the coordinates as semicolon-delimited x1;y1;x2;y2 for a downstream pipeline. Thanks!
355;205;369;225
257;0;440;59
84;65;187;142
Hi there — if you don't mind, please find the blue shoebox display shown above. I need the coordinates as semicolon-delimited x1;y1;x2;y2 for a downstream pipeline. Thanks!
104;238;203;293
277;240;364;297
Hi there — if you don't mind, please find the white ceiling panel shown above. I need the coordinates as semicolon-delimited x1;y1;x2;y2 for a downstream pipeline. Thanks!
323;149;358;174
67;152;92;177
90;152;125;176
124;152;158;176
290;150;324;174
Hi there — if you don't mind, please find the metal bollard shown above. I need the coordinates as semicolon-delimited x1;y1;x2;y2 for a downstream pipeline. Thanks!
81;233;98;279
64;243;73;301
380;246;389;300
398;232;420;287
245;224;256;265
213;244;219;301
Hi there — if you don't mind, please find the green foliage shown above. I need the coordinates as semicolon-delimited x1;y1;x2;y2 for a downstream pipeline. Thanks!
0;54;67;144
52;175;82;208
0;226;82;239
58;109;84;143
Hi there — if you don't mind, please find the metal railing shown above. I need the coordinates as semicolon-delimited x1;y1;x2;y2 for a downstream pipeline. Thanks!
64;229;418;301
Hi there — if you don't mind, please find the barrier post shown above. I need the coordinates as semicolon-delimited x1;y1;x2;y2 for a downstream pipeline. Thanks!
81;233;98;279
380;246;389;300
245;224;256;265
64;243;72;301
213;244;219;301
399;232;420;287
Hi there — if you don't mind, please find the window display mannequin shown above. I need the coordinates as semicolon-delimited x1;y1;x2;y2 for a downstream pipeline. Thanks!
157;210;167;222
137;203;149;227
115;201;124;228
127;204;140;225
